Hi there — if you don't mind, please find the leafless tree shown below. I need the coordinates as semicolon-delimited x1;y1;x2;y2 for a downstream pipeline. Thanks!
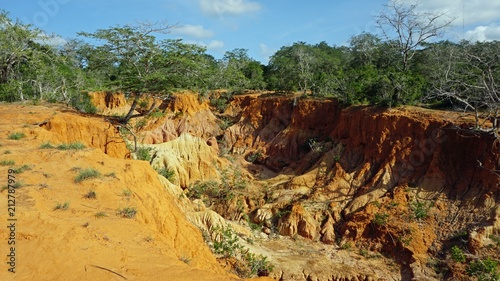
376;0;454;71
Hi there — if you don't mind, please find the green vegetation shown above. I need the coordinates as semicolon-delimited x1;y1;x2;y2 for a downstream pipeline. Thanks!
211;226;273;277
117;207;137;218
466;258;500;281
0;2;496;120
40;142;86;150
0;159;15;166
54;201;70;211
135;146;152;161
11;164;31;174
8;132;25;140
155;166;176;182
372;213;389;226
410;200;431;220
451;246;466;263
95;211;107;218
74;168;101;183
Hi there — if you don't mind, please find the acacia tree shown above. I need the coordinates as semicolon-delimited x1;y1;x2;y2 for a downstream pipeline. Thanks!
78;22;175;124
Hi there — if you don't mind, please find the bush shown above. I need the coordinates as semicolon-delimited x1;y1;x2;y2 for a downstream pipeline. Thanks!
372;213;389;226
135;146;152;161
0;160;15;166
156;166;176;182
74;168;101;183
117;207;137;218
410;200;431;220
466;257;500;281
69;92;97;114
451;246;466;263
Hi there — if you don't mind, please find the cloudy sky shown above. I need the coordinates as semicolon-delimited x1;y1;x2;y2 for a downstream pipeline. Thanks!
2;0;500;62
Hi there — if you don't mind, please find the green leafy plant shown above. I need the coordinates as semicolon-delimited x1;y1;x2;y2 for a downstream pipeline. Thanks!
74;168;101;183
451;246;466;263
410;200;431;220
8;132;25;140
117;207;137;218
466;257;500;281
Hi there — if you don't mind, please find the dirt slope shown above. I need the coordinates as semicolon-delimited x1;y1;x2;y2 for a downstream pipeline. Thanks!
0;103;239;281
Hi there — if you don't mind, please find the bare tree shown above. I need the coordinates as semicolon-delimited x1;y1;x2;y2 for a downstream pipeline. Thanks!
430;41;500;134
376;0;454;71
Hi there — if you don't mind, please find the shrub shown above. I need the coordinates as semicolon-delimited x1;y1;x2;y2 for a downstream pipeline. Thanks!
117;207;137;218
8;132;25;140
451;246;466;263
156;166;175;182
466;257;500;281
135;146;152;161
74;168;101;183
410;200;431;220
69;92;97;114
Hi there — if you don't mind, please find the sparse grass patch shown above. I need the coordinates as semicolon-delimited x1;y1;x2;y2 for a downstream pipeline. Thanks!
372;213;389;226
12;164;32;174
410;200;431;220
39;142;55;149
117;207;137;218
74;168;100;183
122;189;132;197
8;132;25;140
0;160;15;166
83;190;97;199
3;150;11;155
56;142;86;150
54;201;70;211
95;211;107;218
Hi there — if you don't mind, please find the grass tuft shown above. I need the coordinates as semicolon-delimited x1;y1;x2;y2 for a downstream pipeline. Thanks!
74;168;100;183
8;132;26;140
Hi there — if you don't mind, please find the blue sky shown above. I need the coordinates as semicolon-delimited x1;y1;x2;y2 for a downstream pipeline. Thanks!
2;0;500;63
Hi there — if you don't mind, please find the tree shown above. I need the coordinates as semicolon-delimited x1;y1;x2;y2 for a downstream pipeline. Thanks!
376;0;454;72
429;40;500;131
78;22;175;124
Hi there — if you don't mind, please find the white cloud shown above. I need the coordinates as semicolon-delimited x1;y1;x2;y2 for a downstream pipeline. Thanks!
172;24;214;38
259;43;274;62
464;24;500;42
206;40;225;50
186;39;225;51
199;0;261;17
399;0;500;26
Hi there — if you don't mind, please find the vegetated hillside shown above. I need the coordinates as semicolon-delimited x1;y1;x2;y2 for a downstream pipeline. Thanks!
0;103;247;281
107;90;499;281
